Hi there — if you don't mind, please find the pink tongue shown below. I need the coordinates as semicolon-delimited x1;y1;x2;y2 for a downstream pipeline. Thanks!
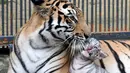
86;46;93;52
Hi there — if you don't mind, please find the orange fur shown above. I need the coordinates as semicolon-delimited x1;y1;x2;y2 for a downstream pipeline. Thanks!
20;12;48;38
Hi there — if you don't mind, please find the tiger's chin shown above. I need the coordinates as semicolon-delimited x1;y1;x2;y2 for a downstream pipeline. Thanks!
68;36;88;58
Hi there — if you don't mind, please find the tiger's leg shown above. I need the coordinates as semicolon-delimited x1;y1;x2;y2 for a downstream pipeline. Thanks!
8;51;27;73
8;63;16;73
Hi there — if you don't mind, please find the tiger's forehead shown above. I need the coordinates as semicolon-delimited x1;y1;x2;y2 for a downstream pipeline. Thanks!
47;0;68;2
45;0;68;3
44;0;71;5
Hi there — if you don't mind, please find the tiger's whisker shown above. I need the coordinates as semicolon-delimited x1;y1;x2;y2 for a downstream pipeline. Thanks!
71;39;77;58
78;40;84;53
61;35;73;44
53;36;73;47
66;39;75;58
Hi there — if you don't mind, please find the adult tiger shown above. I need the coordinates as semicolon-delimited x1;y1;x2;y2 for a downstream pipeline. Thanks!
7;0;91;73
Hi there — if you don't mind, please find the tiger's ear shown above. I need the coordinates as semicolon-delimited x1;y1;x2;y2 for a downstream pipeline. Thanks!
98;50;108;59
31;0;44;5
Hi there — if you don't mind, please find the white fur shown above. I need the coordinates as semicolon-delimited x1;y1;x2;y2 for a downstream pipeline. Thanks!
70;54;109;73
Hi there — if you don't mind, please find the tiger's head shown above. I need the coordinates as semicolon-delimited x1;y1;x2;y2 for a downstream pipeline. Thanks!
32;0;77;21
31;0;91;56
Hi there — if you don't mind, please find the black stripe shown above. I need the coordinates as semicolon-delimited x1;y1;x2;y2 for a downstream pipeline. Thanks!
57;30;62;35
49;54;67;64
39;34;49;44
104;41;126;73
121;51;130;59
14;44;29;73
35;45;68;72
118;41;130;49
11;21;30;73
55;25;72;35
66;19;71;24
47;16;53;31
58;15;62;25
55;1;60;7
47;16;64;40
51;30;64;40
119;42;128;48
55;25;68;30
60;1;68;3
44;63;64;73
39;23;49;44
10;55;16;66
111;40;118;44
14;27;30;73
48;61;68;73
46;4;51;6
52;0;58;5
9;58;17;73
99;59;106;69
58;11;64;15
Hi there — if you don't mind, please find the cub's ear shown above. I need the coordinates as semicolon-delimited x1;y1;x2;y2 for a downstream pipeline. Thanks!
31;0;44;5
98;50;108;59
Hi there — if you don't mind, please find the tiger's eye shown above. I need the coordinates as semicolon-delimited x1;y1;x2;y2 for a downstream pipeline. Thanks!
63;4;69;8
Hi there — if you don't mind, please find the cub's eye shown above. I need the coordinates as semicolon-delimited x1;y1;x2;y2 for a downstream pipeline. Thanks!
95;54;99;57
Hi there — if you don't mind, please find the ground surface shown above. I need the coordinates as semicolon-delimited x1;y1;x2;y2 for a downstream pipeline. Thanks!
0;55;9;73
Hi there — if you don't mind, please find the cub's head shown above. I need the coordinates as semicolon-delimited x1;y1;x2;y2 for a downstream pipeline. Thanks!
81;38;108;60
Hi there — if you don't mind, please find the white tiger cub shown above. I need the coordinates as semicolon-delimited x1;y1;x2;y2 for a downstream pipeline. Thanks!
70;38;109;73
